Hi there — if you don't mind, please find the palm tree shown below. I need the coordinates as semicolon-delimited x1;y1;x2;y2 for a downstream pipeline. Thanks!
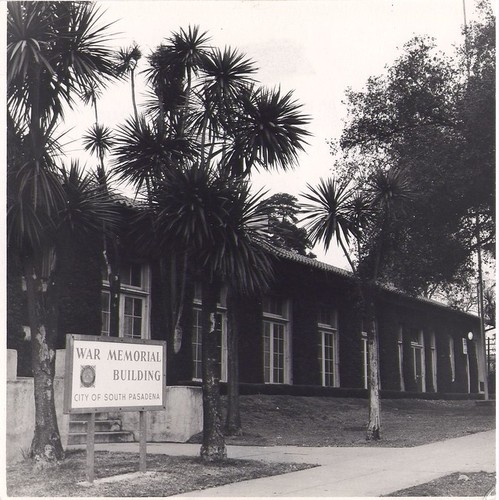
80;79;126;339
302;178;360;272
133;164;273;461
113;26;310;446
302;167;411;440
80;81;104;127
114;43;142;121
7;1;116;462
83;123;115;175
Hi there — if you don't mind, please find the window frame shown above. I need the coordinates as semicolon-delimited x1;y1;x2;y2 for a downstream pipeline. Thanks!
449;336;456;383
191;285;228;382
430;330;437;392
411;329;426;392
398;326;405;392
101;263;151;339
318;306;339;388
101;290;111;336
262;296;291;385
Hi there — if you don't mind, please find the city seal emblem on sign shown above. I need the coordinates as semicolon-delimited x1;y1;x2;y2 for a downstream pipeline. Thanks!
80;365;96;388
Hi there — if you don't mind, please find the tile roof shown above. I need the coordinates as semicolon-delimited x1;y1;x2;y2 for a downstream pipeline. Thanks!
259;240;353;278
261;241;479;320
112;193;143;209
111;196;478;321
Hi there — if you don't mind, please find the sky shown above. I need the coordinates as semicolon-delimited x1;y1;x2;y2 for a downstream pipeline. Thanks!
63;0;485;268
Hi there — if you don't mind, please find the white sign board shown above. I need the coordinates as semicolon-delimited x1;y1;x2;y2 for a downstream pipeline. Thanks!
64;334;166;413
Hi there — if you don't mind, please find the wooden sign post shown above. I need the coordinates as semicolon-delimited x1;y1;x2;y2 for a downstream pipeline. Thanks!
63;335;167;484
86;413;96;484
139;411;147;473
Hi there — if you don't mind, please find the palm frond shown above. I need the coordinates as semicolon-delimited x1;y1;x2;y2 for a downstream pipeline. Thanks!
7;156;64;252
52;2;117;94
301;178;357;251
113;116;196;193
367;167;413;215
83;123;115;158
79;81;103;106
348;191;376;231
206;183;274;293
145;165;273;293
58;161;121;236
150;164;220;250
144;25;209;112
8;2;117;130
200;47;257;102
114;43;142;77
168;25;211;74
232;86;311;173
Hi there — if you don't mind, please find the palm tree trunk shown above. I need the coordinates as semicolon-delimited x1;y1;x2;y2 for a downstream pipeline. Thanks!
200;280;227;462
339;238;356;274
131;69;138;121
23;254;64;462
92;94;99;127
24;64;64;462
172;253;188;354
106;239;121;337
362;226;385;441
363;283;381;441
225;288;242;435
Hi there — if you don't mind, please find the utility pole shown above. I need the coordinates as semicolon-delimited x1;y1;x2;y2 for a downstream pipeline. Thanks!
462;0;489;401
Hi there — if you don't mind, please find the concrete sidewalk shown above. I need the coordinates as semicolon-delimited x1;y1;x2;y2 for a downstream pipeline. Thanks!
93;430;496;497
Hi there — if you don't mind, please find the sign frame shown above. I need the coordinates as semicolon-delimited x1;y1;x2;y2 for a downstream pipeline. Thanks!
63;334;167;414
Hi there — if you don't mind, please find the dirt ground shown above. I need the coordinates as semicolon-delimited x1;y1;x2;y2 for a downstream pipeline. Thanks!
6;451;315;497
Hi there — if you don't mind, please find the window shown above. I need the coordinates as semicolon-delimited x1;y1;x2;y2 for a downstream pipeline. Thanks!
318;306;339;387
101;291;110;335
263;296;285;316
192;309;203;380
263;296;291;384
318;307;336;328
430;331;437;392
191;285;227;382
264;321;285;383
463;337;471;393
411;329;425;392
123;296;144;338
101;263;151;338
121;263;142;288
449;336;456;383
398;326;405;391
193;282;226;306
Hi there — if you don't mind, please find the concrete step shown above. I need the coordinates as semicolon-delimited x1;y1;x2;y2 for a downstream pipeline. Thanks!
69;412;113;421
68;430;135;445
69;419;123;433
68;413;135;445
